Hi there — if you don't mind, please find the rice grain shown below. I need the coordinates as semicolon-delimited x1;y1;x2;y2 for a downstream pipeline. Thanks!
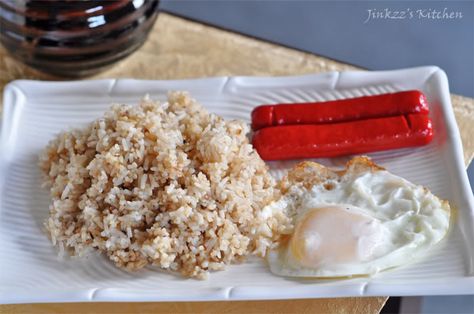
40;92;289;279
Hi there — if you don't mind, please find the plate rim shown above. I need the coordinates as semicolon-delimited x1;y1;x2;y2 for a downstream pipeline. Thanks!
1;66;474;304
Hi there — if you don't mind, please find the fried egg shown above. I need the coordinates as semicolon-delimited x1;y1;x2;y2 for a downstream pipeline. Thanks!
264;156;451;278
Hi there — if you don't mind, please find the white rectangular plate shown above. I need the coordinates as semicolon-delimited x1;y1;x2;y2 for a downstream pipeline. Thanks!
1;66;473;304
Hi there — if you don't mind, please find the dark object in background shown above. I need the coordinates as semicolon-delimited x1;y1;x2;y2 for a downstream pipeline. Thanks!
380;297;401;314
0;0;159;77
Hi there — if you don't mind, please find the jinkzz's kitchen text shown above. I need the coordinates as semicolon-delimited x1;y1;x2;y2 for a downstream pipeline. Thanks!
364;8;463;23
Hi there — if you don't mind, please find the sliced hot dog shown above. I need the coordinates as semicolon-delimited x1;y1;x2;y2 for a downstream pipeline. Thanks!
251;90;429;131
252;113;433;161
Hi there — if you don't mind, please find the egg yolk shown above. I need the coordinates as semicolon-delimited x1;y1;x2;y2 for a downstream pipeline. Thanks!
289;206;383;268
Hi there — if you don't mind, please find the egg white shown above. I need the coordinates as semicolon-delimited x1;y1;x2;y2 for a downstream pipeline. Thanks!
265;169;451;278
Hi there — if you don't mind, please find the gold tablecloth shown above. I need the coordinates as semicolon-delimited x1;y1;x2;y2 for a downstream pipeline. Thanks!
1;12;473;314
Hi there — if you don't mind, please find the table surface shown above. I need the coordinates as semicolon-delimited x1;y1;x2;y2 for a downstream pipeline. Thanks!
160;0;474;97
1;12;473;314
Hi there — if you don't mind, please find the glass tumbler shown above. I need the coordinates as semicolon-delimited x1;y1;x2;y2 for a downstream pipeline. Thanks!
0;0;159;77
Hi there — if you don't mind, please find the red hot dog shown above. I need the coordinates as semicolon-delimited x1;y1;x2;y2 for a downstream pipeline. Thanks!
251;90;428;131
252;113;433;161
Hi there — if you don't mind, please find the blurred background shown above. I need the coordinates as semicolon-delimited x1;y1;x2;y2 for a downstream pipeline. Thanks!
159;1;474;313
161;0;474;98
